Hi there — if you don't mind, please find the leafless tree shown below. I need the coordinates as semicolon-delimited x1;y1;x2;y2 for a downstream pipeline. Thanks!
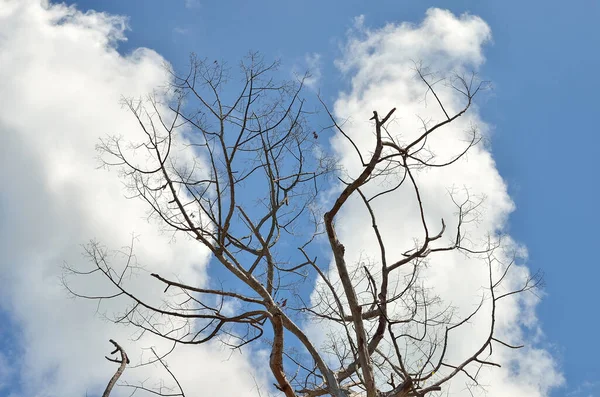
103;339;130;397
65;53;540;397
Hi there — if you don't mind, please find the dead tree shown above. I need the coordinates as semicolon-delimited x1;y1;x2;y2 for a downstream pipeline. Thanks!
65;53;540;397
103;339;130;397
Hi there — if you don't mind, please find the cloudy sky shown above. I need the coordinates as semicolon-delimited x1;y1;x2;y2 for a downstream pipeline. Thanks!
0;1;598;396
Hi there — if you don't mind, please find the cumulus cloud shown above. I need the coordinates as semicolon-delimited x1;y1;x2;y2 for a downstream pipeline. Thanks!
309;8;563;397
0;1;264;396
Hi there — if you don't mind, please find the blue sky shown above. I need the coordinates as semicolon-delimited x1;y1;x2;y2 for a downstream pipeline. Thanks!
0;1;598;396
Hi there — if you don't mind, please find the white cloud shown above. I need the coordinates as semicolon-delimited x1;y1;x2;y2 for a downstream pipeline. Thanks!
308;8;563;397
0;1;264;396
304;53;322;90
567;380;600;397
184;0;201;9
291;52;322;91
173;26;189;35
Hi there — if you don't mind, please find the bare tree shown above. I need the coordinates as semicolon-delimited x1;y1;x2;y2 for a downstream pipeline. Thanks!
65;53;540;397
102;339;130;397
